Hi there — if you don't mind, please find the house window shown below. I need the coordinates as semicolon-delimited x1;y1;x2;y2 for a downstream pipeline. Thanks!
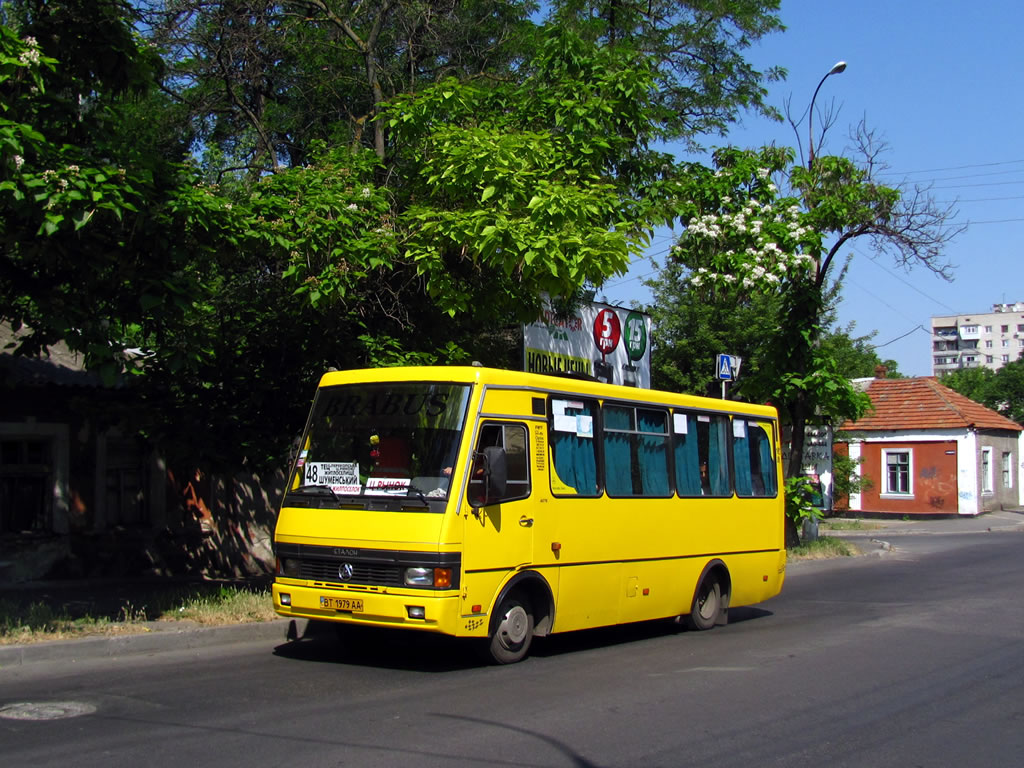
962;325;978;334
1001;325;1009;333
984;325;992;332
0;437;53;533
883;449;912;496
1017;324;1024;332
981;447;993;495
1002;339;1009;347
1002;355;1010;363
105;437;148;526
985;340;993;348
986;356;994;363
1002;452;1013;489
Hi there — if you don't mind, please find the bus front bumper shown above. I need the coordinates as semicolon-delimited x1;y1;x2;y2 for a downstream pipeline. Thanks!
272;580;464;635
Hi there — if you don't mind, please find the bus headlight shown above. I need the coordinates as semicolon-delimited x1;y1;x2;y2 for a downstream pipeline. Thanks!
405;567;433;586
404;567;452;587
276;557;301;578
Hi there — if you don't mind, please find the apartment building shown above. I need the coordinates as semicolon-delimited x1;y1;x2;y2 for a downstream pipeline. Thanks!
932;302;1024;375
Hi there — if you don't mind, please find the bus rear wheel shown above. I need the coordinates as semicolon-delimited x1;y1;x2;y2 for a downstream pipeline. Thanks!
687;575;721;631
487;594;534;664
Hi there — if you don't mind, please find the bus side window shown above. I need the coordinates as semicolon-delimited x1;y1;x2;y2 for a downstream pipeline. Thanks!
549;398;599;496
603;405;670;497
469;423;530;505
733;420;777;497
674;411;730;497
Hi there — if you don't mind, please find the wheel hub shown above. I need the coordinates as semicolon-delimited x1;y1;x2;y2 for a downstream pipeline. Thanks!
500;605;529;645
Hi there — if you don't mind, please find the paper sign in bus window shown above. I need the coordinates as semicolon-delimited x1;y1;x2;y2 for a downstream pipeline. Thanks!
366;477;411;495
305;462;361;494
673;413;688;434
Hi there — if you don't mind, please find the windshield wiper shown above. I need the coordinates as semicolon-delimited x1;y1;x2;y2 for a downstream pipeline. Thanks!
290;484;342;500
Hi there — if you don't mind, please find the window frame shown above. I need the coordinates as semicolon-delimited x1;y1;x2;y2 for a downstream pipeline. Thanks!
601;403;672;498
881;448;913;497
548;396;601;498
731;419;778;498
469;421;531;505
671;409;733;498
981;447;993;495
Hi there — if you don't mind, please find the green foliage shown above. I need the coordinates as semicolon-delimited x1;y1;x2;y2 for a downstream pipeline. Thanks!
831;448;873;503
942;360;1024;426
382;28;662;321
1;3;794;476
549;0;786;147
784;475;824;528
820;325;903;379
940;366;997;406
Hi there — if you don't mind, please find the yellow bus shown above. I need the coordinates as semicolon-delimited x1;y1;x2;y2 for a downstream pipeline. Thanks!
273;366;785;663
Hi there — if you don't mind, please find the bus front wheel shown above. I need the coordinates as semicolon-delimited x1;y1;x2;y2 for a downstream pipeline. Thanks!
487;594;534;664
687;575;721;631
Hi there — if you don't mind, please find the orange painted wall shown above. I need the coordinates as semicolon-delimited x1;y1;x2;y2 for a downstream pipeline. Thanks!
859;441;958;515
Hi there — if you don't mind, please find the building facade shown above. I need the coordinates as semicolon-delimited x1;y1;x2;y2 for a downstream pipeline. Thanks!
837;377;1023;516
931;301;1024;375
0;328;280;583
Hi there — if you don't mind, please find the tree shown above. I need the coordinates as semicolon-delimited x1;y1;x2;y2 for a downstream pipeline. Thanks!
3;2;794;473
657;142;960;544
0;1;206;381
942;361;1024;427
820;324;902;380
646;256;782;397
549;0;785;148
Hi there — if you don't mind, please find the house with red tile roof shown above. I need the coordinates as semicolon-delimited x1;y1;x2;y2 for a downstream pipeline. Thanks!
836;376;1023;516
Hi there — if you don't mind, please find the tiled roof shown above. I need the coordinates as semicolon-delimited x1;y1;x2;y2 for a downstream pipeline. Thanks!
839;377;1022;433
0;323;109;388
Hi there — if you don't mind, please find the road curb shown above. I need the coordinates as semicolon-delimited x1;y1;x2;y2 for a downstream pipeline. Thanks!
0;619;296;669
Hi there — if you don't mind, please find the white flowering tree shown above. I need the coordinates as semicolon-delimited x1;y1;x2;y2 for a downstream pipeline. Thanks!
664;144;958;543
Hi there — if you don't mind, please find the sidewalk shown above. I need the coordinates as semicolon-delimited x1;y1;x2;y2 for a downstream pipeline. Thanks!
823;507;1024;537
3;509;1023;669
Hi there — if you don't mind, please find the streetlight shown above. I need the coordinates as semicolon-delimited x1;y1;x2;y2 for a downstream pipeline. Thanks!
808;61;847;170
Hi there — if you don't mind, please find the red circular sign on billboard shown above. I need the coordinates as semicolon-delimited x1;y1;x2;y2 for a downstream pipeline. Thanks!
593;308;621;355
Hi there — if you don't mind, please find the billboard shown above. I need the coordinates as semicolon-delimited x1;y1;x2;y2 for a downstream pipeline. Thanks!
522;299;652;388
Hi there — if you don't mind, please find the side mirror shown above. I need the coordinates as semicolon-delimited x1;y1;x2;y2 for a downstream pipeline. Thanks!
469;446;508;507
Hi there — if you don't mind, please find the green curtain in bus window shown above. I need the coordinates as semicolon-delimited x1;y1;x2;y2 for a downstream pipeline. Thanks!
551;404;598;495
757;427;777;496
708;417;731;496
733;421;754;496
603;406;633;496
674;424;702;496
638;410;670;496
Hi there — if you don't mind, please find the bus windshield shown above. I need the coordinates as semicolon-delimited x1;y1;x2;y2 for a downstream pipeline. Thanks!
291;381;472;504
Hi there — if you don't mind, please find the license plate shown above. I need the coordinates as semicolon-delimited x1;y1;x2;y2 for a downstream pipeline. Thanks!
320;595;364;612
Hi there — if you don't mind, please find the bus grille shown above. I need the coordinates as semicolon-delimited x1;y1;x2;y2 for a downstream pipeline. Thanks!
300;558;403;587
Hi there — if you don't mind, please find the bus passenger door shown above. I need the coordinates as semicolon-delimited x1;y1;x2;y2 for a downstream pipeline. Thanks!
461;422;534;619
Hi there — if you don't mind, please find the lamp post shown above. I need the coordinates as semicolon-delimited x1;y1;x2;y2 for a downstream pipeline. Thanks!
807;61;847;171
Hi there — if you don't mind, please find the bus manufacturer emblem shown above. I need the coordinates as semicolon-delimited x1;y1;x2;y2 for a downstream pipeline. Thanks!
339;563;354;581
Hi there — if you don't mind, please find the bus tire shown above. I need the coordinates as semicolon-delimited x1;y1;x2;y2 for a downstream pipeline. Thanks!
487;594;534;664
687;575;721;631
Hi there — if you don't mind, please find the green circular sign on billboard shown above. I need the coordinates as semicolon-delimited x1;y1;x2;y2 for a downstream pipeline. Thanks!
624;311;648;361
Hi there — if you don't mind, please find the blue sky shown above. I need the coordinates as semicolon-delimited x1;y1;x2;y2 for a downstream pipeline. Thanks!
597;0;1024;377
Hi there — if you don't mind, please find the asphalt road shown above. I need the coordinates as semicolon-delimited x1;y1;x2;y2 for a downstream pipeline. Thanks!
2;529;1023;767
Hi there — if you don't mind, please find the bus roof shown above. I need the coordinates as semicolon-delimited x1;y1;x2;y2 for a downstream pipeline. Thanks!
316;366;777;419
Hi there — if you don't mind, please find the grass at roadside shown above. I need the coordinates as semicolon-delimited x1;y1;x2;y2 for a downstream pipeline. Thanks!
0;585;277;646
820;518;882;531
787;535;857;560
